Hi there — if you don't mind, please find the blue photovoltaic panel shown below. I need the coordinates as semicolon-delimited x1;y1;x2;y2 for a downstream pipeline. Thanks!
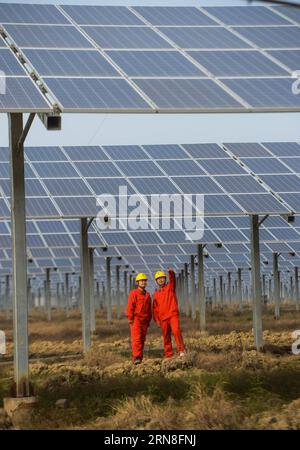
158;27;250;49
63;146;108;161
214;175;266;193
0;148;9;162
107;51;205;77
103;145;148;160
223;143;271;157
134;7;217;26
269;50;300;71
280;158;300;172
83;26;171;49
231;193;290;214
43;234;74;247
143;145;188;160
214;229;247;242
42;178;93;196
54;196;98;217
260;175;300;192
235;27;300;48
157;159;205;176
172;176;222;194
26;197;59;218
189;50;288;76
61;5;143;26
280;194;300;212
36;220;66;233
25;146;67;162
116;160;164;177
32;162;79;178
4;24;93;48
0;3;69;24
204;6;290;25
262;142;300;157
272;6;300;24
130;231;163;245
204;195;242;214
183;143;228;159
205;216;234;228
129;177;179;195
0;163;10;178
25;179;48;197
0;77;50;112
22;49;119;77
44;78;151;112
269;228;300;241
198;159;246;175
75;161;122;178
222;78;300;109
101;231;134;246
0;198;9;216
134;79;242;111
0;49;26;75
241;158;291;174
87;178;135;196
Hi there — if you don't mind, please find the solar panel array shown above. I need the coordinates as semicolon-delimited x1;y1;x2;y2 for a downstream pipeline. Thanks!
0;143;293;219
0;4;300;112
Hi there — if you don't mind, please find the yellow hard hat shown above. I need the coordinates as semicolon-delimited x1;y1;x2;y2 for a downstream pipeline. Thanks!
136;272;148;282
155;270;166;280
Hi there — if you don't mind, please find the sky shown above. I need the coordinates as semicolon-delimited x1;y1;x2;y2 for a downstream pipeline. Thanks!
1;0;300;147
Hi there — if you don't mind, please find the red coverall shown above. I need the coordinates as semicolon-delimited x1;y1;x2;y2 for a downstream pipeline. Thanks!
126;288;152;360
153;270;185;358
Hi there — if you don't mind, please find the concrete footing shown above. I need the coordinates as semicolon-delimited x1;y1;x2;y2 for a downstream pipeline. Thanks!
3;396;38;426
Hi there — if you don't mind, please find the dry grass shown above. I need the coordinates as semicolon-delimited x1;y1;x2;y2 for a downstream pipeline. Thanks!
1;305;300;430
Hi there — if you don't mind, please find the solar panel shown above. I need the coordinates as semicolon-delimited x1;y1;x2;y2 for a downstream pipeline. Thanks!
222;78;300;109
61;5;143;26
107;50;205;77
204;195;243;214
269;50;300;71
280;158;300;172
32;162;79;178
271;6;300;24
135;6;217;26
0;48;27;75
204;6;290;25
101;231;134;246
0;147;9;162
0;77;50;112
42;179;93;196
43;234;74;247
214;175;266;193
0;198;9;216
0;3;69;24
44;78;152;112
142;145;187;160
183;143;228;159
205;216;234;228
172;176;223;194
26;197;59;218
241;158;291;174
115;160;164;177
260;174;300;192
189;50;288;76
223;143;272;157
63;146;109;161
231;193;290;214
83;26;171;50
36;220;66;233
4;24;93;48
235;26;300;48
158;27;250;49
87;178;135;196
129;177;179;195
22;49;118;77
54;196;98;217
134;79;242;111
75;161;121;178
25;179;48;197
262;142;300;157
102;145;147;161
157;160;205;176
25;146;67;162
198;159;246;175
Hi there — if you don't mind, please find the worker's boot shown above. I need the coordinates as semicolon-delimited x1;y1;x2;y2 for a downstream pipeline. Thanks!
133;357;142;365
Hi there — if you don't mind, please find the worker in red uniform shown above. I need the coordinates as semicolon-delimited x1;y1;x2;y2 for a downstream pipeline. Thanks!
126;273;152;365
153;268;185;359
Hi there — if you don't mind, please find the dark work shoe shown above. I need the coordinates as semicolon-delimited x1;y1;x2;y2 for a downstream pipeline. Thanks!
133;358;142;365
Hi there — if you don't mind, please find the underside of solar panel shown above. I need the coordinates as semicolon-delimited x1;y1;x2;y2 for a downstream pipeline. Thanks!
0;3;299;113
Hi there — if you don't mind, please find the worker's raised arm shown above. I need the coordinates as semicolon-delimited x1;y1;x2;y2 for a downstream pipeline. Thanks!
126;290;136;322
168;268;176;291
